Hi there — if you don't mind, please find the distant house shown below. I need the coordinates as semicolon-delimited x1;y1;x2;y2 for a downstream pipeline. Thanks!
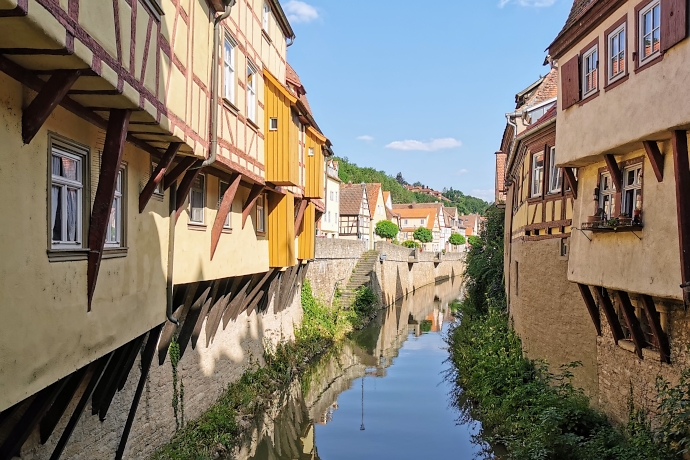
383;191;401;228
460;213;483;237
404;184;450;202
366;184;387;248
321;159;341;238
443;206;466;252
339;183;371;244
393;203;447;252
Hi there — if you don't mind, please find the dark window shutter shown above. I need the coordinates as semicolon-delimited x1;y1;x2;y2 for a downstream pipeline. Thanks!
661;0;688;51
561;55;580;110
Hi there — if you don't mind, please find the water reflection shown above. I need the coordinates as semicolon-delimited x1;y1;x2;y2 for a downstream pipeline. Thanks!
237;278;478;460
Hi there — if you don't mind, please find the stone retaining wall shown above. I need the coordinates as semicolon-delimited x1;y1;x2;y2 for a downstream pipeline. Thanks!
306;239;368;302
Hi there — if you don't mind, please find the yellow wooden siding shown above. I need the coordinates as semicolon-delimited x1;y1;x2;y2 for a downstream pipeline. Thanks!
297;202;316;260
264;74;299;186
268;191;296;268
304;130;325;199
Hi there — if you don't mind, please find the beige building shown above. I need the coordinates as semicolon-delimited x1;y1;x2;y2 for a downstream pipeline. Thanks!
366;183;388;248
321;159;341;238
394;203;446;252
545;0;690;422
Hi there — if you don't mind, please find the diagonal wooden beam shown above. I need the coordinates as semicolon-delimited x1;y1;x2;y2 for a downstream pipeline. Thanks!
175;168;201;220
672;130;690;298
604;154;622;191
592;286;624;343
242;184;265;229
615;290;646;359
87;109;131;310
39;367;89;444
177;286;212;358
211;173;242;260
577;283;601;336
640;295;671;364
563;167;578;199
163;157;196;191
244;270;275;316
643;140;665;182
139;142;181;212
294;199;309;236
22;69;81;144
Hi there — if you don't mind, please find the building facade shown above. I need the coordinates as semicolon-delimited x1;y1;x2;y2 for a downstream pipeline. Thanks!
338;183;370;244
366;183;388;249
321;159;341;238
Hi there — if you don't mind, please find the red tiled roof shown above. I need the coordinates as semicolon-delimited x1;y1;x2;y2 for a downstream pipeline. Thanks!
286;63;302;88
523;68;558;108
340;184;367;216
556;0;597;43
365;183;382;218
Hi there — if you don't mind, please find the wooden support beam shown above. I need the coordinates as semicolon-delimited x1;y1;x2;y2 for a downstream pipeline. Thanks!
211;174;242;260
615;290;646;359
175;168;201;220
48;354;113;460
98;334;147;421
244;270;274;316
672;130;690;297
158;283;198;365
87;109;131;310
294;199;309;236
640;295;671;364
563;167;578;199
177;286;212;358
40;367;89;444
643;140;665;182
592;286;625;343
577;284;602;336
191;279;222;350
91;342;134;418
163;157;196;191
242;184;265;229
115;325;163;460
220;276;246;330
22;70;81;144
604;154;622;191
139;143;181;212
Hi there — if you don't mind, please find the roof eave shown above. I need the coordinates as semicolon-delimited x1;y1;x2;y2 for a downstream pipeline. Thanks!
269;0;295;42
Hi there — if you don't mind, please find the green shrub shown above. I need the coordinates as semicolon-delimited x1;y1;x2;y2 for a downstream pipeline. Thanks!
402;240;420;249
413;226;433;244
353;286;377;318
449;232;466;246
375;220;399;239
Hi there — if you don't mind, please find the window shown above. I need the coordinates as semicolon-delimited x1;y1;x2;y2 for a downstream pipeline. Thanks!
223;36;235;103
582;45;598;97
599;172;616;220
608;24;626;82
262;2;270;31
189;174;205;224
246;62;257;122
531;152;544;197
327;211;331;222
219;181;232;229
256;194;265;233
105;168;125;248
51;145;84;248
404;219;408;225
152;161;163;195
269;118;278;131
308;147;314;157
622;165;643;218
548;147;562;193
639;2;661;63
420;219;425;225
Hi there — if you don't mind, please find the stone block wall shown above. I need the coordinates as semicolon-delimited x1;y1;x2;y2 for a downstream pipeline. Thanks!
306;239;368;302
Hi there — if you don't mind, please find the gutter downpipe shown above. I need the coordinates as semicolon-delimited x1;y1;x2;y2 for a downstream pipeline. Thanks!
166;1;235;325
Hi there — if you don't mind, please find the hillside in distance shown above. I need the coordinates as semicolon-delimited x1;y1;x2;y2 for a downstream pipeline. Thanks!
335;157;489;215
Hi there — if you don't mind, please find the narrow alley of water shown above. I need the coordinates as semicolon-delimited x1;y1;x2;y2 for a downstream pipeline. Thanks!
236;278;482;460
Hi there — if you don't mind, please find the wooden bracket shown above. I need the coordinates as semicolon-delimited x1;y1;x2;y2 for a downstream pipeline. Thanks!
87;109;131;310
242;184;265;229
592;286;624;343
643;140;665;182
211;174;242;260
163;156;196;191
577;284;602;336
563;167;578;199
139;143;181;212
294;199;309;236
672;130;690;289
615;290;646;359
22;69;81;144
175;167;201;220
604;154;622;191
640;295;671;363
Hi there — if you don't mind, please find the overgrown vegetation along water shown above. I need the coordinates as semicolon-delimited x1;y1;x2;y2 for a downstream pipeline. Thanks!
151;281;378;460
447;206;690;460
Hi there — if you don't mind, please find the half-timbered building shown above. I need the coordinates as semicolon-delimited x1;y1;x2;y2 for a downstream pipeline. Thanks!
339;183;371;245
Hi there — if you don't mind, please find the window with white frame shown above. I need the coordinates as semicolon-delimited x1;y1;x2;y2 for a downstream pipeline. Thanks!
531;152;544;197
582;45;598;97
189;174;205;224
608;24;626;82
328;211;331;222
639;1;661;63
622;165;643;217
548;147;562;193
51;145;84;248
256;194;265;232
262;2;270;31
269;118;278;131
246;62;257;122
223;35;235;103
420;219;425;225
219;180;232;229
308;147;314;157
599;172;616;220
105;168;125;247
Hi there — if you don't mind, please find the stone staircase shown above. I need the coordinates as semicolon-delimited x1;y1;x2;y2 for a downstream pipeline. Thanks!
337;250;379;308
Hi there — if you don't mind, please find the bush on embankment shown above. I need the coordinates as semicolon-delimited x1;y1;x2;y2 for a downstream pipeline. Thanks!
446;205;689;460
152;280;377;459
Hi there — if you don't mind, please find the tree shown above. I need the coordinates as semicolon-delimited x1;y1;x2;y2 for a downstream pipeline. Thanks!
413;181;423;187
375;220;399;240
413;227;433;244
468;235;481;246
402;240;420;249
396;172;407;186
449;233;466;246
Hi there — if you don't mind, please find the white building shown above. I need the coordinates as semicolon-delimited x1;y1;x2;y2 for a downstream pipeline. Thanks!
321;159;341;238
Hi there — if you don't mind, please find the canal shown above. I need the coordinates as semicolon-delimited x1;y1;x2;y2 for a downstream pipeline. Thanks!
235;278;482;459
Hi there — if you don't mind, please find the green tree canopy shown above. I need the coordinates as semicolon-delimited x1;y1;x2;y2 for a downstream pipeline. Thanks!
449;233;466;246
413;227;433;243
402;240;420;249
468;235;481;246
375;220;399;239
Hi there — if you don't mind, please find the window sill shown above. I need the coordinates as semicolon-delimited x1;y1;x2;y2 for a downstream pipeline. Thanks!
262;29;272;44
635;53;663;74
152;192;165;202
47;248;88;262
222;227;233;234
527;196;543;204
579;90;600;106
247;118;260;132
604;73;629;92
256;230;266;237
223;99;239;115
103;247;129;259
188;223;207;231
581;217;643;233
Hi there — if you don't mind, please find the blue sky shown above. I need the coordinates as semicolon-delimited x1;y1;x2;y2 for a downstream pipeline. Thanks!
280;0;572;202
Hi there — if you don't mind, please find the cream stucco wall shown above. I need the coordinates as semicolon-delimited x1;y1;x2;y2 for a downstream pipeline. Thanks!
369;190;388;248
321;176;340;236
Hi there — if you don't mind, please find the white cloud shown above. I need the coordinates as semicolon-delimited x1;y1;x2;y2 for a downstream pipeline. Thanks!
456;169;469;176
283;1;319;23
499;0;556;7
357;135;374;142
385;138;462;152
471;189;496;202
